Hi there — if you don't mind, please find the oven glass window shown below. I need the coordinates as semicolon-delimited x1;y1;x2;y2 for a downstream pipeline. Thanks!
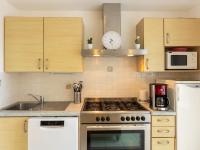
87;130;144;150
171;55;187;66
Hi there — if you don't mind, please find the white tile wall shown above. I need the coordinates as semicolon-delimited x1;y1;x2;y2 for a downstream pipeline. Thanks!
17;58;198;102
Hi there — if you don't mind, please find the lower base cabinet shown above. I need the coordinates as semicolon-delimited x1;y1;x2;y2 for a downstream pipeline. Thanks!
0;117;28;150
152;138;175;150
152;116;176;150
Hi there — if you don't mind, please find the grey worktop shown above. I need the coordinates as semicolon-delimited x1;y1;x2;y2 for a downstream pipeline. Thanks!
139;102;176;116
0;101;83;117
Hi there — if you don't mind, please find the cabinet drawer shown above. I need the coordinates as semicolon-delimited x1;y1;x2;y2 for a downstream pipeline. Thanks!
152;116;175;126
152;127;175;137
152;138;174;150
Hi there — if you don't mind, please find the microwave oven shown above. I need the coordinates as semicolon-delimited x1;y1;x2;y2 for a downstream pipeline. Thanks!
166;51;198;69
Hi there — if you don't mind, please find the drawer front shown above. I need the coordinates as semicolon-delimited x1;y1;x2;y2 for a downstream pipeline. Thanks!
152;127;175;137
152;138;175;150
152;116;175;126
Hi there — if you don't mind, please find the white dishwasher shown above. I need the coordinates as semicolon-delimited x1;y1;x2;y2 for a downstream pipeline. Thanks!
28;117;78;150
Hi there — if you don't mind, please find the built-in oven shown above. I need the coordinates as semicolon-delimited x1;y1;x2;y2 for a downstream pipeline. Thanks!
80;124;150;150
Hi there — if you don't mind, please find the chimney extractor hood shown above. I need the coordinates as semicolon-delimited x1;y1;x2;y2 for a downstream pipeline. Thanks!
82;3;130;57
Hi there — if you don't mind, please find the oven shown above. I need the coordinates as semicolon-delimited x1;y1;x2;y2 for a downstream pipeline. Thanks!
80;124;150;150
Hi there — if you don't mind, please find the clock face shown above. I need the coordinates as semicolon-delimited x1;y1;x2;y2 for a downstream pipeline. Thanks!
102;31;121;50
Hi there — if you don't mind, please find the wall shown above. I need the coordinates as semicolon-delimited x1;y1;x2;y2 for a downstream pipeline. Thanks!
15;9;196;102
0;2;199;106
0;0;22;107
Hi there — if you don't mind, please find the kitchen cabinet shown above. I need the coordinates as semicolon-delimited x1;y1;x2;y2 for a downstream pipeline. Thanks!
152;116;176;150
4;17;83;73
44;17;83;72
136;18;165;72
164;18;200;46
0;117;28;150
4;17;44;72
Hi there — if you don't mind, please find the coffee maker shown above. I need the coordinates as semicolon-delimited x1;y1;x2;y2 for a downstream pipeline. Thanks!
150;83;169;111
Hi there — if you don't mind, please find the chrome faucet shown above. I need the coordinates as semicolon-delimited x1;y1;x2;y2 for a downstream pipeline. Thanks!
28;94;44;105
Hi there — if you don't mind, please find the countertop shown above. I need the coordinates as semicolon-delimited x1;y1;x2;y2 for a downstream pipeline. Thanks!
0;100;175;117
139;101;176;116
0;101;83;117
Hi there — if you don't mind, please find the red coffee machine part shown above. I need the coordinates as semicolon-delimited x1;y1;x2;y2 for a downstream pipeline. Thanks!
155;84;167;96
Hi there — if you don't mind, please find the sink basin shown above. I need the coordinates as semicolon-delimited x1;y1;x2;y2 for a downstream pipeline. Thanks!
2;102;39;110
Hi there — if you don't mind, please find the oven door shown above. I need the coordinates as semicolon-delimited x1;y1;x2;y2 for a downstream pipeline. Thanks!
80;124;150;150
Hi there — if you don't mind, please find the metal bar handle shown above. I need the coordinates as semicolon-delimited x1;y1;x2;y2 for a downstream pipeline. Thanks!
45;58;49;70
37;58;41;70
157;118;170;122
87;125;147;131
157;129;170;133
24;120;28;133
145;58;149;70
157;140;170;145
166;33;170;44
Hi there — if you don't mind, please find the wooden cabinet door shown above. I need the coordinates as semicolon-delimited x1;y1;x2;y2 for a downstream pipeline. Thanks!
164;18;200;46
5;17;44;72
152;138;175;150
44;17;83;73
0;117;28;150
136;18;164;72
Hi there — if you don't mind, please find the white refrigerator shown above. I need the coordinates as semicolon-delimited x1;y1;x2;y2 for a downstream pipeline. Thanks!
176;83;200;150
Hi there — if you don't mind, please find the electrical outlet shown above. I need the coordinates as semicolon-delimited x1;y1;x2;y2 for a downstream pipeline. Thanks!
107;66;113;72
66;84;72;89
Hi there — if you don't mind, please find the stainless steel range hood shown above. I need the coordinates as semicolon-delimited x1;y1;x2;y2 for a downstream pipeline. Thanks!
82;3;130;57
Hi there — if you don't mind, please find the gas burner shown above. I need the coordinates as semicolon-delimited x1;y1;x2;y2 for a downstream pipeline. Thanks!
82;98;147;111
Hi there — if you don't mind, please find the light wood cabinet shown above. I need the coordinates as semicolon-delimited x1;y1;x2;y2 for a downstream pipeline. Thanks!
152;127;175;137
136;18;165;72
152;138;175;150
44;17;83;72
152;116;176;150
4;17;44;72
4;17;83;73
152;116;175;127
164;18;200;46
0;117;28;150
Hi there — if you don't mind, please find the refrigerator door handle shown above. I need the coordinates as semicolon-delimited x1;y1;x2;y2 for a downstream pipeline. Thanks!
184;84;200;88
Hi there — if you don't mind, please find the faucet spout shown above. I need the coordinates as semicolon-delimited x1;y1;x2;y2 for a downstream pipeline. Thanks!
28;94;44;104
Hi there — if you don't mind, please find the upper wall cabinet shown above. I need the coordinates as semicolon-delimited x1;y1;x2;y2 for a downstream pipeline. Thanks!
44;17;83;73
164;18;200;47
136;18;165;72
4;17;83;73
5;17;44;72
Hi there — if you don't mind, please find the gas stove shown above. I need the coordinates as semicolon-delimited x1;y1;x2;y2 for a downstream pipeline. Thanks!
81;97;151;124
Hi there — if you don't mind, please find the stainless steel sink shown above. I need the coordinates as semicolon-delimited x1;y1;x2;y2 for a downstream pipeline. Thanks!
2;102;39;110
1;101;70;111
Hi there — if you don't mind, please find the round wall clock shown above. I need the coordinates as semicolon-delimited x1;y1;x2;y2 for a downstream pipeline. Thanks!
102;31;121;50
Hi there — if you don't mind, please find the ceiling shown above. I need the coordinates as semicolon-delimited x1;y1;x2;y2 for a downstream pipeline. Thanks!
6;0;200;11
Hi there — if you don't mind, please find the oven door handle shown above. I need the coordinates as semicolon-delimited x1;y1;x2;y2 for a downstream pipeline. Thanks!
86;125;148;131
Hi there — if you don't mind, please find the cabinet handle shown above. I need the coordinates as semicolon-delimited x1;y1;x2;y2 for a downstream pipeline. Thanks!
38;58;41;70
166;33;170;44
157;118;170;122
145;58;149;70
45;58;49;70
24;120;28;133
157;129;170;133
157;140;170;145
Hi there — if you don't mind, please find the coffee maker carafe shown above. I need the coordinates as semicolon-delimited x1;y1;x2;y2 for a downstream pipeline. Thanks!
150;83;169;111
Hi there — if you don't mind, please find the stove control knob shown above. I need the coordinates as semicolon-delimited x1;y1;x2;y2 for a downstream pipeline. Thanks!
136;116;140;121
141;116;145;121
96;117;100;122
101;117;105;121
121;116;125;121
106;117;110;121
126;116;130;121
131;116;135;121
